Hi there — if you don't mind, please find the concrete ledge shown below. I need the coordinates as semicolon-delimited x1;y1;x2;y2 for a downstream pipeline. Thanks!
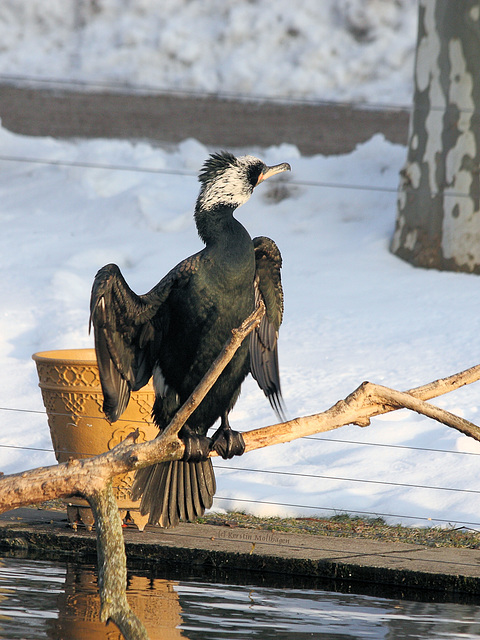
1;508;480;599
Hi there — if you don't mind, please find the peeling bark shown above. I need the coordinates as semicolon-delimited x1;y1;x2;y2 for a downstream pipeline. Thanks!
391;0;480;272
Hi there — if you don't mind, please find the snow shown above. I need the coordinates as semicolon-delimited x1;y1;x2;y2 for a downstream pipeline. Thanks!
0;0;417;105
2;0;480;531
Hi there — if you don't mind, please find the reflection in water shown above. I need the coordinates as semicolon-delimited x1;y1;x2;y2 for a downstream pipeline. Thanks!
1;556;480;639
46;562;185;640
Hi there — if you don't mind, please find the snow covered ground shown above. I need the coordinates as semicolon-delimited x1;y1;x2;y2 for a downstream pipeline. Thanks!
0;0;417;105
2;125;480;529
2;0;480;530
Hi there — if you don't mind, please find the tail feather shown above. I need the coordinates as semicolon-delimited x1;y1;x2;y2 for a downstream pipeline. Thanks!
197;460;215;506
177;462;186;522
184;461;194;522
190;462;202;516
131;459;216;528
168;462;179;526
159;461;174;527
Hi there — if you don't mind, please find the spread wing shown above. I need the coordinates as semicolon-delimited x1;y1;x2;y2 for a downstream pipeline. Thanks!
89;261;193;422
250;236;285;421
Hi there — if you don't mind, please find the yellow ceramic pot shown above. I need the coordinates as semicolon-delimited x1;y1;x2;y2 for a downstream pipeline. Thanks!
32;348;157;530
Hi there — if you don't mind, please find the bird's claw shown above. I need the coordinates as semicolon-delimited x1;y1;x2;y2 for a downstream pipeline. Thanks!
180;425;211;462
210;425;245;459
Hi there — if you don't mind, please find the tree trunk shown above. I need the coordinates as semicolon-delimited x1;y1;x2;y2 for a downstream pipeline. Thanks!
391;0;480;272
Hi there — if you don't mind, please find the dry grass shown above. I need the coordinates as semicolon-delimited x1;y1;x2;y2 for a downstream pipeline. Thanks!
198;512;480;549
34;500;480;548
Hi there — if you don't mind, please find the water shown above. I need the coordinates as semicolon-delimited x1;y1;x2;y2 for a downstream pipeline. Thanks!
1;556;480;639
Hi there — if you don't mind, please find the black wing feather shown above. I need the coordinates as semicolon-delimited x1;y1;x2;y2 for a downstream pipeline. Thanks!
90;263;168;422
250;236;285;421
90;256;201;422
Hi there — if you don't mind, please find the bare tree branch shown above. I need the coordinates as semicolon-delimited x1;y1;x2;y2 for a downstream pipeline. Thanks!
88;484;148;638
239;365;480;452
3;362;480;512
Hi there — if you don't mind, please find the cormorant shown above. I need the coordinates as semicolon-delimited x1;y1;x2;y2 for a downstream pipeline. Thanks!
90;151;290;527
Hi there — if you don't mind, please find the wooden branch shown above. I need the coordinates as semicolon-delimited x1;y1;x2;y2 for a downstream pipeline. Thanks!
240;364;480;453
87;484;148;638
370;383;480;441
406;364;480;400
3;362;480;512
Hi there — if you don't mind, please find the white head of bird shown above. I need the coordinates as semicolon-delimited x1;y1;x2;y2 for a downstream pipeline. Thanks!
196;151;291;212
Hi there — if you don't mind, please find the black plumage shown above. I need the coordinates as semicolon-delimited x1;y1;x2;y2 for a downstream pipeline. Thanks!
90;151;290;527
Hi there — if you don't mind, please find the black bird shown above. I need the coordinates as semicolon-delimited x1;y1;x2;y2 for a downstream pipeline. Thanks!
90;151;290;527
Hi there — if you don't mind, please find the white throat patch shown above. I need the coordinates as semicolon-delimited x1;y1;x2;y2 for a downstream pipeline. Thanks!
197;155;260;211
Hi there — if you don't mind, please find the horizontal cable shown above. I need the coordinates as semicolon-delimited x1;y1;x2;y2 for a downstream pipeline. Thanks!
0;153;398;194
1;405;478;495
213;495;480;529
215;465;480;495
1;399;479;525
305;435;480;457
1;439;478;496
0;153;476;201
0;154;196;177
0;405;154;426
0;443;55;453
0;405;477;458
1;436;475;497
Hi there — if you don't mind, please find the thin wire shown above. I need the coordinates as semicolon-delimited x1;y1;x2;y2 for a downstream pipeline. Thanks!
213;496;480;529
1;404;478;494
2;438;479;497
2;71;479;116
0;406;47;416
0;405;476;458
1;401;479;523
215;465;480;495
0;443;55;453
0;154;196;178
1;154;400;195
0;405;154;426
305;435;480;457
2;435;476;499
0;153;476;201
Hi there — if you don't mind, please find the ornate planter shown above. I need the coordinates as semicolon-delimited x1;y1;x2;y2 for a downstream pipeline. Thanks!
32;348;157;530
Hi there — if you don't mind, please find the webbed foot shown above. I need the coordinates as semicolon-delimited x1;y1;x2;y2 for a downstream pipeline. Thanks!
180;425;211;462
210;415;245;459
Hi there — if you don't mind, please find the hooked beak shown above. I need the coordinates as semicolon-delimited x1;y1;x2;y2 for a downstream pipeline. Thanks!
256;162;291;185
